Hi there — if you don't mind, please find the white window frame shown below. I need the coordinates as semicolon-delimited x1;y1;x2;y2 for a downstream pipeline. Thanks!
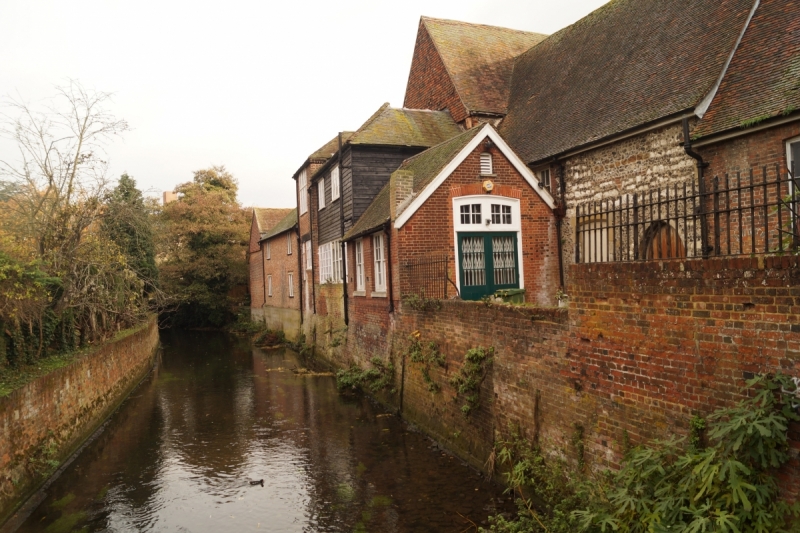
331;165;340;201
332;240;343;283
318;178;326;210
355;239;365;292
373;233;386;293
787;137;800;230
480;152;493;175
267;275;273;297
451;195;524;296
288;272;294;297
287;234;292;255
539;169;551;192
319;242;332;283
266;240;271;260
305;240;312;270
298;169;308;215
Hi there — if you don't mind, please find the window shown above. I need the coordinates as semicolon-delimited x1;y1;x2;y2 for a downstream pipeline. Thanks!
355;239;365;291
490;204;513;225
267;275;273;297
459;204;482;224
331;165;340;201
539;169;551;192
373;233;386;292
332;241;343;283
480;152;493;175
789;139;800;177
305;241;312;270
298;169;308;214
318;178;326;210
288;273;294;297
319;243;332;282
287;234;292;255
266;240;271;260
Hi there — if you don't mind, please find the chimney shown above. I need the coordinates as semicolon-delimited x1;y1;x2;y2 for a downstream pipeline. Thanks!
163;191;178;205
390;170;414;221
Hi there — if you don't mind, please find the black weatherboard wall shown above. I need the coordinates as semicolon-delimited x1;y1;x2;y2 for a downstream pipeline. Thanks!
317;144;426;245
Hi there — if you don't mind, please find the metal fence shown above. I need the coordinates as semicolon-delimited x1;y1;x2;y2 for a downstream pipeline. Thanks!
575;164;798;263
400;255;450;299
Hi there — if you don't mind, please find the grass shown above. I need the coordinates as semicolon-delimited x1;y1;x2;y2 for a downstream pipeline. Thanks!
0;318;152;398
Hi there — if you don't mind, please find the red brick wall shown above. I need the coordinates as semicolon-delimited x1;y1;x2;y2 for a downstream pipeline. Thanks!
248;216;266;309
403;21;469;124
396;142;560;305
263;230;301;311
0;317;159;521
700;120;800;174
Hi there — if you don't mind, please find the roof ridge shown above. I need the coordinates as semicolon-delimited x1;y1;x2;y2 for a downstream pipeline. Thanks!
420;15;545;36
399;126;478;166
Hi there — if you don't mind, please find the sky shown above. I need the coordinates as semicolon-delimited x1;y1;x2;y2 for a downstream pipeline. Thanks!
0;0;607;208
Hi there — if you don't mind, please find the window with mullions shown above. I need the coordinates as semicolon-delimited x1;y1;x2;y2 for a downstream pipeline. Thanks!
460;204;482;224
490;204;512;224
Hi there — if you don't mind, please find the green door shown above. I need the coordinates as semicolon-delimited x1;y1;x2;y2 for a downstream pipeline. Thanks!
457;232;519;300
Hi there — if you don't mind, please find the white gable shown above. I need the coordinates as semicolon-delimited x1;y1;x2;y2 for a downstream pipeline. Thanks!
394;124;556;229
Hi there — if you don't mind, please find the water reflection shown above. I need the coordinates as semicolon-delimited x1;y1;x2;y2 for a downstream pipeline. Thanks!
13;331;509;532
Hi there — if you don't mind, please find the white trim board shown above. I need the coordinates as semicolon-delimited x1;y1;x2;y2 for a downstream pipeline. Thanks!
394;124;556;229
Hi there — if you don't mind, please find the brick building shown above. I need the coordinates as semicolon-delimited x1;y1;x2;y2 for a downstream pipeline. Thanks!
259;209;301;340
248;207;293;320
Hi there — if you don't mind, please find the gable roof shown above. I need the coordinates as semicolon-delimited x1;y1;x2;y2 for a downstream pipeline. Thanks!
500;0;756;165
292;133;355;180
692;0;800;139
343;124;555;240
261;208;298;241
253;208;293;237
416;17;548;117
347;103;463;147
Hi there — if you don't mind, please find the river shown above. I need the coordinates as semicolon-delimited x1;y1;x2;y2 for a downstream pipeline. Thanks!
12;330;510;533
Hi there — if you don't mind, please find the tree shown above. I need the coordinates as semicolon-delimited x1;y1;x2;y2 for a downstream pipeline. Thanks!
157;166;249;328
102;174;159;293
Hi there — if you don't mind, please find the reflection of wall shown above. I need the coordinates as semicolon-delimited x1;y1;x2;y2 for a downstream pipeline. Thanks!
263;307;301;341
0;317;159;522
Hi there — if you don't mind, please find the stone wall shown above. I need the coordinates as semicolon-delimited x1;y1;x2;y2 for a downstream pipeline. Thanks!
0;317;160;523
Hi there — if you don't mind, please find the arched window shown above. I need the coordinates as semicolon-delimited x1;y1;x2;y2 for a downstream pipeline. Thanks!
480;152;493;175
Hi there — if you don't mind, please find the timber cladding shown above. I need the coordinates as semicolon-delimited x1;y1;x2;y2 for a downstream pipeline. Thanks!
0;317;160;523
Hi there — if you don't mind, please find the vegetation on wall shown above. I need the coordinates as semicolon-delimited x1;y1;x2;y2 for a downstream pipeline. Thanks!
450;346;494;417
156;166;250;328
482;374;800;533
406;331;445;392
0;82;157;371
336;357;395;394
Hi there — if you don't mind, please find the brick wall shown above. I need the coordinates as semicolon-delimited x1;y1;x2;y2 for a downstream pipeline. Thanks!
0;317;160;522
396;141;560;305
403;21;469;124
248;216;266;309
263;230;301;312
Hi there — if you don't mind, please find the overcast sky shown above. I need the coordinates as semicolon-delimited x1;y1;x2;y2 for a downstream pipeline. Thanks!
1;0;607;208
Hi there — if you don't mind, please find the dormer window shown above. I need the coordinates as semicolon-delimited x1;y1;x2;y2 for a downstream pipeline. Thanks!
480;152;493;175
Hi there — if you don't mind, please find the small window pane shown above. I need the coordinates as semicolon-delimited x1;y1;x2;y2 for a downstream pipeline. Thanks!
471;204;482;224
491;204;501;224
502;205;512;224
331;166;340;200
318;179;325;209
460;205;471;224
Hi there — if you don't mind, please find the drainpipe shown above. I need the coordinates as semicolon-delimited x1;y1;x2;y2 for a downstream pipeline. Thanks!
309;184;317;315
682;117;711;257
338;133;349;326
384;221;394;313
555;159;567;289
296;226;303;325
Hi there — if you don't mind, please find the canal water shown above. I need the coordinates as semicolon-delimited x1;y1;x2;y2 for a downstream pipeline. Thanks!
13;331;509;533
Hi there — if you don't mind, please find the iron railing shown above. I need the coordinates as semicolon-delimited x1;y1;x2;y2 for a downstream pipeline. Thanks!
400;255;450;299
575;164;798;263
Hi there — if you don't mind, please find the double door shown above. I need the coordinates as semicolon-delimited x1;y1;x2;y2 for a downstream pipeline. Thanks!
457;232;519;300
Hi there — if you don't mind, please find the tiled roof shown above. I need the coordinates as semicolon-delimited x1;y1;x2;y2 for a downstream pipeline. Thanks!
693;0;800;139
253;208;293;236
310;133;355;163
343;128;482;240
262;208;298;241
348;103;463;147
422;17;547;116
500;0;755;164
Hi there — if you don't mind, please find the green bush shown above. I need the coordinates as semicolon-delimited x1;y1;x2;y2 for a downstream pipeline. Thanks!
336;357;395;394
484;374;800;533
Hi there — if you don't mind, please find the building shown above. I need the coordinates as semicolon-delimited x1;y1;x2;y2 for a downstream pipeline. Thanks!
259;209;301;340
248;207;294;324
